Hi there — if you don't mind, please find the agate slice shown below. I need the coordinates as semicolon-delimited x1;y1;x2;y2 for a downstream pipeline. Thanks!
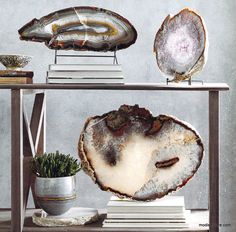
18;7;137;52
78;105;204;201
154;9;208;82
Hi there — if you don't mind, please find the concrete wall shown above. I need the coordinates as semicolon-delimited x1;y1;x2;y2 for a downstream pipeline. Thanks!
0;0;235;231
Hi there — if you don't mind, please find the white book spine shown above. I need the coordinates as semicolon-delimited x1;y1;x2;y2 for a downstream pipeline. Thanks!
47;71;123;78
108;196;185;207
102;223;189;228
107;208;184;213
104;219;186;223
49;64;122;71
47;78;124;84
106;214;186;219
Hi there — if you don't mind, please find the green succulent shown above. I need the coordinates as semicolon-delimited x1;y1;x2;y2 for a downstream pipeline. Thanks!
31;151;82;178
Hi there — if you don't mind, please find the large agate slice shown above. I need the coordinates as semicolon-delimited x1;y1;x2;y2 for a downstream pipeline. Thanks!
18;7;137;52
78;105;204;201
154;9;208;82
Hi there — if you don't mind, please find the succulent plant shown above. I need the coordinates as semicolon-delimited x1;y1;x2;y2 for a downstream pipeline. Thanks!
31;151;82;178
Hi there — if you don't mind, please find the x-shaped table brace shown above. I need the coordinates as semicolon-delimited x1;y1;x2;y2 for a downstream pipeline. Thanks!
11;90;46;232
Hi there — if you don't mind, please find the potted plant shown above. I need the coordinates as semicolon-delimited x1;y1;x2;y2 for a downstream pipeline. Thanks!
31;151;81;215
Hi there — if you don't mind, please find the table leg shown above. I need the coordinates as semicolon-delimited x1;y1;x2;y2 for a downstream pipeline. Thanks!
209;91;219;232
11;89;24;232
30;92;46;208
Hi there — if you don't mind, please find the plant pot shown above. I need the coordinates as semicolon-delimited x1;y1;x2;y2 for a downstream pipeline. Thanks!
35;176;76;215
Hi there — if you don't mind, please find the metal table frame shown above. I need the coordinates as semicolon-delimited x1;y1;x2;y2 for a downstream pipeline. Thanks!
0;83;229;232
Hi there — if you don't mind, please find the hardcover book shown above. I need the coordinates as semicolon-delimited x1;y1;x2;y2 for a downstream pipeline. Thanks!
107;196;185;213
47;70;123;78
0;77;33;84
49;64;122;71
103;196;189;228
0;70;33;78
47;78;124;84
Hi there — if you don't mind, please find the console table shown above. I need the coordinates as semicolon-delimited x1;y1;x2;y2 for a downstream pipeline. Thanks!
0;83;229;232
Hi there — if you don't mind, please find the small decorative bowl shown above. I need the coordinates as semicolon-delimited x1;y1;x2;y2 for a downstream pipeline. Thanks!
0;54;32;70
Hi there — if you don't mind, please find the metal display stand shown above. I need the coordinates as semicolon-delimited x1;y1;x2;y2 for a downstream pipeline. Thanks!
0;82;229;232
166;76;204;85
54;50;119;65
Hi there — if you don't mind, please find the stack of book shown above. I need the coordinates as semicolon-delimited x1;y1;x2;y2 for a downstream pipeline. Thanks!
103;196;190;228
47;64;124;84
0;70;33;84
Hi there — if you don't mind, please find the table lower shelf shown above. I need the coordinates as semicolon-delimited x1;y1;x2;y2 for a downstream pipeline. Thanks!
0;209;209;232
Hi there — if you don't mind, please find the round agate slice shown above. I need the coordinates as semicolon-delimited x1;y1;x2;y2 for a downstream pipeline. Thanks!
154;9;208;82
79;105;204;201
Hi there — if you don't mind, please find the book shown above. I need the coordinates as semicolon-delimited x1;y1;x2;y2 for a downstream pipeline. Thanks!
102;222;189;228
104;219;186;223
47;78;124;84
109;196;185;206
49;64;122;71
0;77;33;84
107;196;185;213
47;70;123;78
107;208;184;213
106;211;189;219
103;196;188;228
0;70;33;78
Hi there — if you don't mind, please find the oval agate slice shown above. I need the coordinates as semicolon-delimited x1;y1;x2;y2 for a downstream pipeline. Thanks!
154;9;208;82
78;105;204;201
18;7;137;52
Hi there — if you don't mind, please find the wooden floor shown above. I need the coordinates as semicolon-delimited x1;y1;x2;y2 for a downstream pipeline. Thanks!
0;209;209;232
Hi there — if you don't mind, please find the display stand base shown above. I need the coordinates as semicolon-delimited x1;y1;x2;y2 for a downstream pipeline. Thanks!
32;207;99;227
166;77;204;85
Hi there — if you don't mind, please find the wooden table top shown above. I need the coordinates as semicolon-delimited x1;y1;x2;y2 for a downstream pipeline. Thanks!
0;83;229;91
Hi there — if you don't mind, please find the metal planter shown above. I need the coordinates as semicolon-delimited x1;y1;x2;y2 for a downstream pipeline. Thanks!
35;176;76;215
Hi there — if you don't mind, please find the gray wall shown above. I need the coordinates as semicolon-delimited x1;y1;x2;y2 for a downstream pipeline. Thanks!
0;0;235;231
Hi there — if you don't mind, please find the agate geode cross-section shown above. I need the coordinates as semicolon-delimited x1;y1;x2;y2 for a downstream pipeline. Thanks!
79;105;204;201
154;9;208;82
18;7;137;52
